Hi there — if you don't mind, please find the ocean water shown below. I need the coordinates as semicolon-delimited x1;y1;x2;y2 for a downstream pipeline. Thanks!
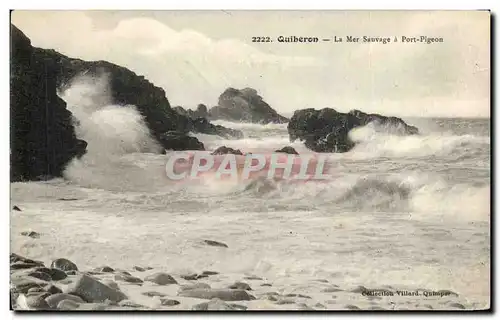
10;81;491;308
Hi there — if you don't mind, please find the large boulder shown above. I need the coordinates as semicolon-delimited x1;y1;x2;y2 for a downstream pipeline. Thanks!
288;108;418;153
10;24;87;182
209;87;288;124
158;132;205;152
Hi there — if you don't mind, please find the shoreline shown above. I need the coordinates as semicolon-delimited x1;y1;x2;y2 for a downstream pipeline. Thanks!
10;252;483;311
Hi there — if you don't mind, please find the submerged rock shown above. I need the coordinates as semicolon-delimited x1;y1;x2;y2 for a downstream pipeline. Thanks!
203;240;228;248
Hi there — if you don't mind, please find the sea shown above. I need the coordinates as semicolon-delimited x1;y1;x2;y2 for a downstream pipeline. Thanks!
10;81;491;308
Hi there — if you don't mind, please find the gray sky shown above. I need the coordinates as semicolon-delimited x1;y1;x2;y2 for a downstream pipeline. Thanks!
12;10;490;117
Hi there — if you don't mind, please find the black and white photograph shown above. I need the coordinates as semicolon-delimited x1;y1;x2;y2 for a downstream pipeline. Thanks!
9;9;491;312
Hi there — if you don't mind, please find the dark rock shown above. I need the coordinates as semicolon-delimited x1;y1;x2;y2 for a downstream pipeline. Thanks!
114;273;143;284
34;267;67;281
322;286;343;293
11;276;49;294
284;293;312;299
274;146;299;155
26;271;52;282
65;270;78;275
244;276;263;280
144;272;178;285
57;198;79;201
179;289;254;301
350;285;369;294
94;266;114;273
13;205;21;211
261;283;272;287
141;291;167;297
189;117;244;139
45;293;85;308
10;24;87;182
10;253;44;266
51;258;78;271
44;285;63;294
211;146;243;156
201;271;219;276
209;87;288;124
133;266;145;272
196;274;209;280
192;298;239;311
159;131;205;151
288;108;418;153
315;303;326;309
160;299;180;306
116;270;132;276
179;283;211;291
11;262;42;270
203;240;228;248
180;273;198;281
63;274;127;303
228;282;252;291
57;299;80;310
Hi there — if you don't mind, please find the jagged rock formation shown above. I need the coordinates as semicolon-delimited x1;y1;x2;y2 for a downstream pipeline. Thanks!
174;104;208;120
288;108;419;153
209;88;288;124
10;25;87;181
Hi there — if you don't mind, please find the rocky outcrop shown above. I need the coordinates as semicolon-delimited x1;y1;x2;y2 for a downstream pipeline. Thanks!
174;104;208;119
174;106;243;139
288;108;418;153
189;118;243;139
10;25;87;182
209;87;288;124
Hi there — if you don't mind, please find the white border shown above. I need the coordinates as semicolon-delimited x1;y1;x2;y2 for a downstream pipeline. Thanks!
2;1;496;319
